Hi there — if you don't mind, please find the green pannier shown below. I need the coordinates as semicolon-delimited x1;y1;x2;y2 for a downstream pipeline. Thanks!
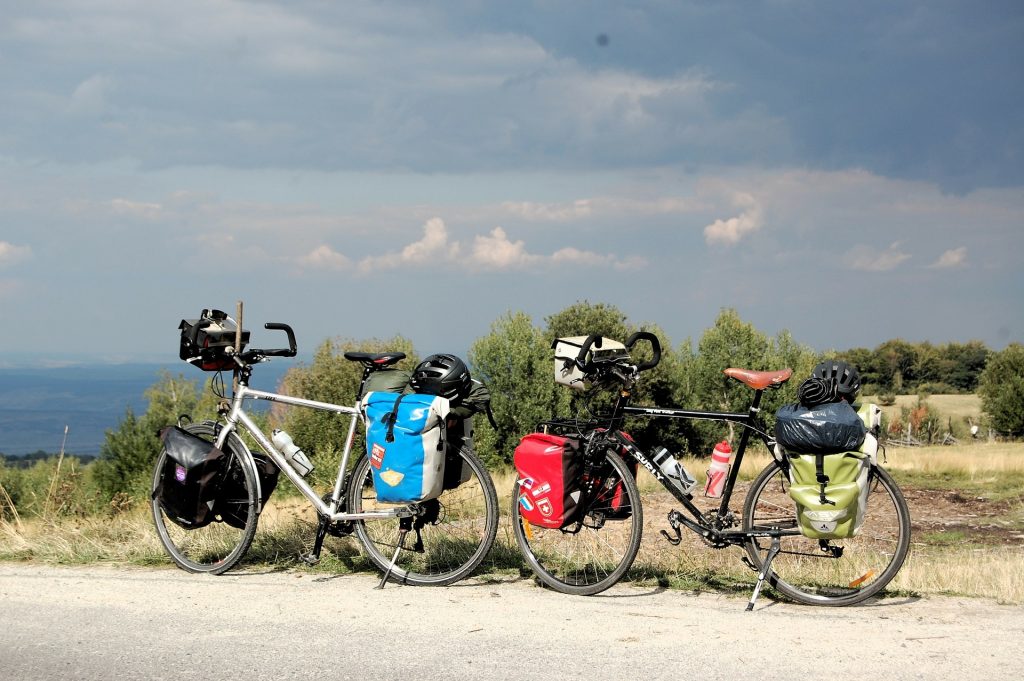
787;450;871;539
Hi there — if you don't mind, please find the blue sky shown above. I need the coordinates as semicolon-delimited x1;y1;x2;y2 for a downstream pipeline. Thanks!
1;1;1022;366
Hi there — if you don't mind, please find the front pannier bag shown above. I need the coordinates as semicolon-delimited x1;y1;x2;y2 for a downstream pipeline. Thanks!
361;392;450;503
513;433;582;528
154;426;228;529
215;450;280;530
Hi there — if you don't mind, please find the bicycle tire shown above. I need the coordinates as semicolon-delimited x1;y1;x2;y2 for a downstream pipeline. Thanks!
742;459;911;606
151;422;260;574
512;449;643;596
347;445;499;586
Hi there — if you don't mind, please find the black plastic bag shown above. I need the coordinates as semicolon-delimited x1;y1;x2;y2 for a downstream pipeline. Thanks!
775;401;867;455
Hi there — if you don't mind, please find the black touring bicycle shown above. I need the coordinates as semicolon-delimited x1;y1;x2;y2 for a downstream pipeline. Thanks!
511;332;911;608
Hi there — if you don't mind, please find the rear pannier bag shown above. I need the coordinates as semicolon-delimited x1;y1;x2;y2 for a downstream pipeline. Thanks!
179;309;250;372
786;450;871;539
775;401;867;455
513;433;582;528
154;426;228;529
215;450;280;530
361;391;449;504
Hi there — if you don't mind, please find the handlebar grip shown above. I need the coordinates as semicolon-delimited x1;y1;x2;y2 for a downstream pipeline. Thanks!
574;334;604;370
625;331;661;372
263;322;297;357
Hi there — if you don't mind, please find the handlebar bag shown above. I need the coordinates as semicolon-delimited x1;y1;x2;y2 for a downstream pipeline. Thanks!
513;433;582;528
154;426;229;529
785;450;871;539
361;392;449;503
179;309;250;371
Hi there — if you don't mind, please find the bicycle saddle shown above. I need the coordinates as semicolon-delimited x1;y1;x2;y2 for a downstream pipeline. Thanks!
344;352;407;367
723;367;793;390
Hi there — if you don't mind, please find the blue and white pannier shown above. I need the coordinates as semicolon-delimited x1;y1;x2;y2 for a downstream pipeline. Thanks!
361;391;450;503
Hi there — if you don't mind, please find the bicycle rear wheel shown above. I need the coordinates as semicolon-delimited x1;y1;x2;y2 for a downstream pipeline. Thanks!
347;445;499;586
151;422;260;574
512;449;643;596
742;459;911;606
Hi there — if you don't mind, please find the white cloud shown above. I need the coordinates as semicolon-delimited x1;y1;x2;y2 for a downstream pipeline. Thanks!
69;74;115;115
470;227;540;270
0;241;32;267
299;244;351;270
844;242;912;272
703;193;763;245
110;198;162;219
929;247;968;269
357;218;460;273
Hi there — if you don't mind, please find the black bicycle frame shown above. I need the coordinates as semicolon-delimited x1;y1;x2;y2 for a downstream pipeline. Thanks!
594;384;777;542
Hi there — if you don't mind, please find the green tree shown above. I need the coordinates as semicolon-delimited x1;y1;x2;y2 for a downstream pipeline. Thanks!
469;312;562;467
978;343;1024;435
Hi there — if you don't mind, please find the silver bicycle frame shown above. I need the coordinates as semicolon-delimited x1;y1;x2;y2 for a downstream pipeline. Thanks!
215;383;409;522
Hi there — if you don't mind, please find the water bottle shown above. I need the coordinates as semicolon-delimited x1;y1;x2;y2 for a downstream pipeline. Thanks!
272;429;314;477
704;440;732;498
651;446;697;497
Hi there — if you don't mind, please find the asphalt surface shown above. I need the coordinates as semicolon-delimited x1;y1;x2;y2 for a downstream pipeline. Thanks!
2;564;1023;680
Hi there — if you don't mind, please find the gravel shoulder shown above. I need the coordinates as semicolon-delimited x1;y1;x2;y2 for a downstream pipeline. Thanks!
2;563;1022;680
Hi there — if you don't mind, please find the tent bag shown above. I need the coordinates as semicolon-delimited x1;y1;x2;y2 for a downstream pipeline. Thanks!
513;433;582;528
775;401;867;455
361;391;449;503
787;451;871;539
154;426;228;529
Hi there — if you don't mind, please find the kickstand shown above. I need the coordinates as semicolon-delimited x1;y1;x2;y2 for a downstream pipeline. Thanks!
746;536;781;612
375;517;413;590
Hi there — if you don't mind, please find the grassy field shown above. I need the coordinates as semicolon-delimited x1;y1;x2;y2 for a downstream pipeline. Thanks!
2;440;1022;604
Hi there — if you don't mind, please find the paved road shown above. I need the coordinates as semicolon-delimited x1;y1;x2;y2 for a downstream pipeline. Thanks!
2;564;1022;680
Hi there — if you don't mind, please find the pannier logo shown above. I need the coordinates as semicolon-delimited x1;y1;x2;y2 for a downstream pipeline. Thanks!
370;443;386;469
543;445;563;453
519;477;535;490
174;464;187;483
536;497;553;517
518;495;535;512
530;481;552;498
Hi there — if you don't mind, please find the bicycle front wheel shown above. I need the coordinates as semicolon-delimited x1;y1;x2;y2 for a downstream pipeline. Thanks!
512;450;643;596
743;459;911;606
347;445;499;586
151;422;259;574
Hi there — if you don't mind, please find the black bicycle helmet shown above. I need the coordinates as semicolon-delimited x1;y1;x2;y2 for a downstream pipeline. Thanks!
810;360;861;403
411;353;472;402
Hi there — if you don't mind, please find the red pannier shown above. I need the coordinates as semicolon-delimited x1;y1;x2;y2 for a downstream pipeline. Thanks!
513;433;581;528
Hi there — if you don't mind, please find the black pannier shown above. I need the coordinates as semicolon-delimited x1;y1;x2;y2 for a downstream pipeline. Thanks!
154;426;229;529
179;309;250;371
215;450;279;529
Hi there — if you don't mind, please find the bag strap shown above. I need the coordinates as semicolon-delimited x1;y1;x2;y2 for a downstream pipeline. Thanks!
815;454;835;506
384;393;407;443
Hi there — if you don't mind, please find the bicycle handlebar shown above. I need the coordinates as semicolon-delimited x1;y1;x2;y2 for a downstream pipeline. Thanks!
262;322;297;357
624;331;661;372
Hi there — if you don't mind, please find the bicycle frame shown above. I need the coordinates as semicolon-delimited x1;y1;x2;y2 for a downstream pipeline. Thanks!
214;380;411;524
593;384;801;546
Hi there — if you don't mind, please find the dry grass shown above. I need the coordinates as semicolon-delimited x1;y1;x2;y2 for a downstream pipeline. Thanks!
864;393;982;423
